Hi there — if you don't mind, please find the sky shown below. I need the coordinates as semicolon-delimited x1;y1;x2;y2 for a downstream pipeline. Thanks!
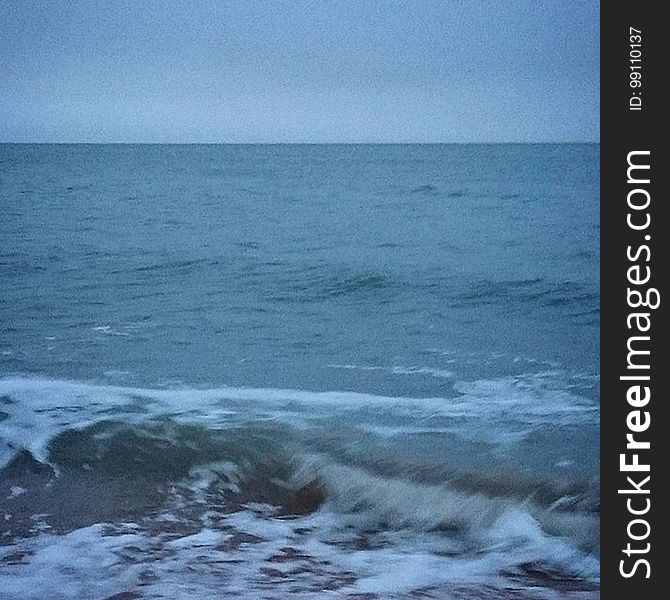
0;1;599;143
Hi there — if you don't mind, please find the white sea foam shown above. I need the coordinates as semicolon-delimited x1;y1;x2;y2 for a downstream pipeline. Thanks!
0;374;599;599
0;502;599;600
328;363;456;378
0;374;597;469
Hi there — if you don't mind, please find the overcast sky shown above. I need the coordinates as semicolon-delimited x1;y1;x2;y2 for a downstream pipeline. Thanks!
0;1;599;143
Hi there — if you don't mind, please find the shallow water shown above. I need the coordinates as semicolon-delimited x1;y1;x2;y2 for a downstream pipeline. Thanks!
0;144;599;599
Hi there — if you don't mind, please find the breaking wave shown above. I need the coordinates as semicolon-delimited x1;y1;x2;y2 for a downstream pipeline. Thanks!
0;376;599;599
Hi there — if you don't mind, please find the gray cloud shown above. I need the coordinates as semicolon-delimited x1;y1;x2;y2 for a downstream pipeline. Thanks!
0;0;599;143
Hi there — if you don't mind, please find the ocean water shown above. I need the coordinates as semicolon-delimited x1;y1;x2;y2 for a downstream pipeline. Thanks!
0;144;599;599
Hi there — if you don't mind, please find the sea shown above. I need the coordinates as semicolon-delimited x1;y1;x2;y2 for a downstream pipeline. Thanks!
0;143;600;599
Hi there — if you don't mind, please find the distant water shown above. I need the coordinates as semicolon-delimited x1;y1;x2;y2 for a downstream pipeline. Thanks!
0;144;599;599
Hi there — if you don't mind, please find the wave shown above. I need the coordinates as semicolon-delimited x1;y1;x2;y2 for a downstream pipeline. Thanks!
409;184;440;195
0;376;599;542
0;375;599;598
1;418;597;525
267;268;396;303
0;431;599;599
1;418;598;550
451;278;599;317
0;375;598;468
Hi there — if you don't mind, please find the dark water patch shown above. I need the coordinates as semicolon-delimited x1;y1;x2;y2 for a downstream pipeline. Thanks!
71;299;109;307
439;242;468;254
505;562;600;593
410;184;439;195
453;279;598;315
269;268;396;304
260;260;286;267
541;292;599;308
0;261;48;275
566;307;600;319
53;422;320;505
63;184;92;193
1;550;32;566
214;531;266;551
325;274;388;298
102;592;143;600
0;450;58;542
126;291;170;301
235;241;261;250
124;258;221;275
0;422;327;541
503;278;544;288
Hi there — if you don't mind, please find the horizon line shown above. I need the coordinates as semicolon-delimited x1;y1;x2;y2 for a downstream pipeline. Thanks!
0;140;600;146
